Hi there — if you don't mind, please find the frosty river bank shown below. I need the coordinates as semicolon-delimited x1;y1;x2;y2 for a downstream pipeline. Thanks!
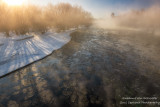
0;30;72;77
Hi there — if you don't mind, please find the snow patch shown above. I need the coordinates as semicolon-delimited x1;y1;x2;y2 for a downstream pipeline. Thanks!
0;30;73;77
12;35;34;41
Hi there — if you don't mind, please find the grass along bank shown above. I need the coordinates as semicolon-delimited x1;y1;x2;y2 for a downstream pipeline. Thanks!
0;2;93;36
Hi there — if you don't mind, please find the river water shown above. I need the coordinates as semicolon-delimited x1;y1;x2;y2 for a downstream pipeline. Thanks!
0;28;160;107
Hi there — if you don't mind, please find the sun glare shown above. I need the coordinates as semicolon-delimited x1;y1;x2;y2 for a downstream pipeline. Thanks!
3;0;25;6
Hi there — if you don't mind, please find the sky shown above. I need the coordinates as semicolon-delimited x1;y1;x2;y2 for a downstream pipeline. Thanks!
30;0;160;18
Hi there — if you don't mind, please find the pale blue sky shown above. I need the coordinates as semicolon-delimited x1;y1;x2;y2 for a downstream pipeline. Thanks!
29;0;160;18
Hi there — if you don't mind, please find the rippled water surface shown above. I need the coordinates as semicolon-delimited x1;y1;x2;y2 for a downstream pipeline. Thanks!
0;28;160;107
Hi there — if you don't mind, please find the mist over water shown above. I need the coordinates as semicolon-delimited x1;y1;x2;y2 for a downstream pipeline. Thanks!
93;5;160;66
95;5;160;36
116;6;160;31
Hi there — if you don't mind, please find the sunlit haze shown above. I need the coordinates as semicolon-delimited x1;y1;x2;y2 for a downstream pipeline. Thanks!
3;0;25;5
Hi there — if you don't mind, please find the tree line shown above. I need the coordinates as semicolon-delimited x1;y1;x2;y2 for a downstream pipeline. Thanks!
0;2;93;36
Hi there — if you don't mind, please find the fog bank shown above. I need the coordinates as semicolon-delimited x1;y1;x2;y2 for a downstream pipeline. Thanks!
95;5;160;35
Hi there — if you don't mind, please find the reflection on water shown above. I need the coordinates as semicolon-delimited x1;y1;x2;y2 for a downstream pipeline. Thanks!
0;28;160;107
